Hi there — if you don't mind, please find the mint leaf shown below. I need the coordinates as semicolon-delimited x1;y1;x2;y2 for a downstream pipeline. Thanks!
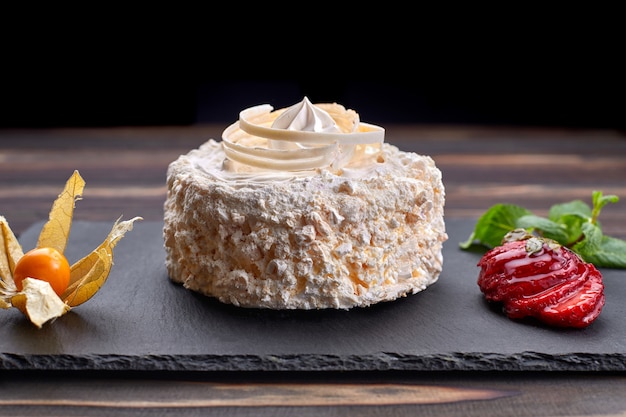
460;190;626;269
548;199;592;221
573;222;626;268
543;199;592;245
572;221;602;254
547;213;586;246
591;191;619;224
587;237;626;268
515;214;570;243
459;204;531;249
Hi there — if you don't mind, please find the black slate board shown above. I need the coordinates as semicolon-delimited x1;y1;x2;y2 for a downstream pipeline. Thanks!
2;219;625;372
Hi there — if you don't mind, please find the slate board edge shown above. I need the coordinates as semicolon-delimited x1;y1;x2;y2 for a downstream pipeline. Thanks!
5;219;625;374
2;352;625;372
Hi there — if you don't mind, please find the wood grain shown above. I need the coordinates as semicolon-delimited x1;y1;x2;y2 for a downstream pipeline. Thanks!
1;371;625;416
0;380;507;407
2;125;624;239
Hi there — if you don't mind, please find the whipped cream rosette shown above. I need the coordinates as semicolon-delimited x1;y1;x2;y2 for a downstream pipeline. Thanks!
221;97;385;171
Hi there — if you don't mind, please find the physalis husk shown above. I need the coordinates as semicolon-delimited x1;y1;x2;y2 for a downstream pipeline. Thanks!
0;170;142;328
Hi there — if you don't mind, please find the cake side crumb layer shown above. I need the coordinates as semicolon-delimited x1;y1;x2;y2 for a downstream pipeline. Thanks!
163;140;447;309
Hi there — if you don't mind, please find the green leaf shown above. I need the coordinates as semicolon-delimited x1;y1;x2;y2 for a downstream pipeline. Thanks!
459;204;532;249
515;215;570;243
590;237;626;268
548;199;592;221
572;222;602;254
591;190;619;224
460;191;626;269
549;214;586;246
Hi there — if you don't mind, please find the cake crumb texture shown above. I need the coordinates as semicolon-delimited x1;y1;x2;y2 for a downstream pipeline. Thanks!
164;140;447;309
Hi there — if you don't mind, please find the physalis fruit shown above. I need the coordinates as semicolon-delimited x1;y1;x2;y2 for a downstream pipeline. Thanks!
0;170;142;328
14;247;71;296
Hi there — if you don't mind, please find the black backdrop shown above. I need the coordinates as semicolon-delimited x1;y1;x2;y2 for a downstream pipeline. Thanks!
2;77;622;129
2;3;623;130
2;16;623;131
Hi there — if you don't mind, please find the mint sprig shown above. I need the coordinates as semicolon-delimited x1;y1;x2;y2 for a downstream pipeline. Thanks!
460;191;626;269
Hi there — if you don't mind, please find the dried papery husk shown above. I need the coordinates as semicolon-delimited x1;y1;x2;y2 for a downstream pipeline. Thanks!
37;170;85;254
0;216;23;308
0;216;23;280
11;278;71;328
0;170;142;327
62;216;142;307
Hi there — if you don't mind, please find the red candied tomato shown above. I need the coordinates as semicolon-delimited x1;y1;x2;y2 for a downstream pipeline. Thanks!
477;236;605;328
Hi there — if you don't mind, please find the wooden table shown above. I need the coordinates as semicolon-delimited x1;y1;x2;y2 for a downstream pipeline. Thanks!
1;124;626;416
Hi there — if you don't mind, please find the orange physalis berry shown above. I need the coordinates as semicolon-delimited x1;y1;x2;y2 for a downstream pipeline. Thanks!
13;247;71;297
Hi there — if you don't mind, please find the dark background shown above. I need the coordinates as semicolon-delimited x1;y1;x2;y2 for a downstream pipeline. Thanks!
1;13;623;130
2;77;622;129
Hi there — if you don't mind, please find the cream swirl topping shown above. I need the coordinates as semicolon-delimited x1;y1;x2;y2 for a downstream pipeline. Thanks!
272;96;340;133
221;97;385;171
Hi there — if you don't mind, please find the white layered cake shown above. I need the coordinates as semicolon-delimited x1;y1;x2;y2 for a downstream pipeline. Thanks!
163;97;447;309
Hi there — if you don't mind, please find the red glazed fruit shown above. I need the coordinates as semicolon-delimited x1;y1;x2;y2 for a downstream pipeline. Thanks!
477;232;605;328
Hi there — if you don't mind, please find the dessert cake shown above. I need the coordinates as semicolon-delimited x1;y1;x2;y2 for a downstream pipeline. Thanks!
163;97;447;309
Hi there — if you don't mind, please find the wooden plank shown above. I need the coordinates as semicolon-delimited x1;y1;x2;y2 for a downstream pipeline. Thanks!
1;371;625;416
